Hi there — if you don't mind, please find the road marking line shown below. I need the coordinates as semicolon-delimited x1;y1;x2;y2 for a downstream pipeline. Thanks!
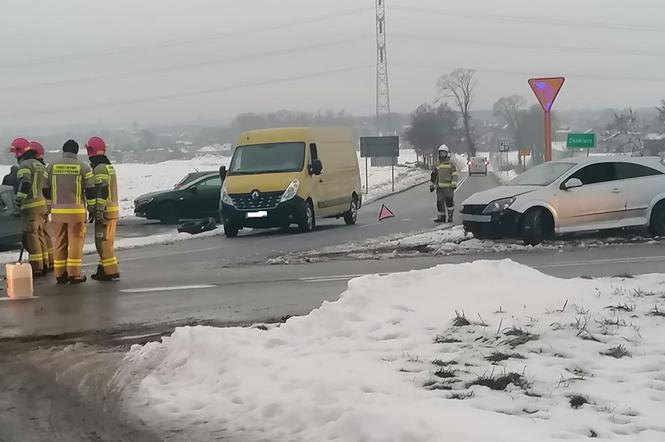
300;273;389;283
120;284;217;294
537;255;665;269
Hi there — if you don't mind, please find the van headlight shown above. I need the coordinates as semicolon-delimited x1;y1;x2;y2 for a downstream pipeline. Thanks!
280;179;301;203
221;185;234;206
136;197;154;206
483;197;516;214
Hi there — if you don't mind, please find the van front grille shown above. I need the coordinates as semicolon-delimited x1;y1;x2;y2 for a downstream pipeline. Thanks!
230;191;283;210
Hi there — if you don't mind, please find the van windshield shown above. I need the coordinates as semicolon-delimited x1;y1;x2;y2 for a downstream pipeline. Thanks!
229;142;305;175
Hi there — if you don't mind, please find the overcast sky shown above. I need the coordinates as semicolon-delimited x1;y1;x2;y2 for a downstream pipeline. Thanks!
1;0;664;129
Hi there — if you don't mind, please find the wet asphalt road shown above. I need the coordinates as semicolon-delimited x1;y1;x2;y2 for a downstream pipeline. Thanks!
3;172;665;340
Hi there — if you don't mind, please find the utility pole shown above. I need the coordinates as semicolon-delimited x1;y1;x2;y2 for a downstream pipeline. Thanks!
375;0;391;136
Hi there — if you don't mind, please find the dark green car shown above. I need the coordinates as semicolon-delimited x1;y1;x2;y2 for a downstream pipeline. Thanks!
134;171;223;224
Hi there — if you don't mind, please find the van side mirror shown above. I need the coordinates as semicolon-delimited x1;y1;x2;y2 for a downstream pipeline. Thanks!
309;159;323;176
189;186;198;193
562;178;583;190
219;166;227;181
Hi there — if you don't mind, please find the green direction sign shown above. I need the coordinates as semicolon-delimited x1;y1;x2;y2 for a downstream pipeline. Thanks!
360;136;399;158
567;133;596;149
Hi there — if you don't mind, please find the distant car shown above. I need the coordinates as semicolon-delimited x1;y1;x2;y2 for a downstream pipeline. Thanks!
134;171;223;224
467;157;489;176
461;157;665;245
0;185;22;247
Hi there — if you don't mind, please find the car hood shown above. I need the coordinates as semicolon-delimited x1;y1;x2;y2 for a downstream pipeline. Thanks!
462;185;541;205
135;190;169;202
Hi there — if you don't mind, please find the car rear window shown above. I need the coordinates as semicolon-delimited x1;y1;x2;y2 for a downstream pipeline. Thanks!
616;163;663;180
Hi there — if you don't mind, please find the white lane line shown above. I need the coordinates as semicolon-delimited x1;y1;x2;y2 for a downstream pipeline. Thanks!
300;273;389;283
120;284;217;294
536;255;665;269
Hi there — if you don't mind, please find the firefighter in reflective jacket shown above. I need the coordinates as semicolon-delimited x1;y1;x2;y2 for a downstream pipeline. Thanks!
11;138;49;276
30;141;54;272
86;137;120;281
430;145;458;223
45;140;96;284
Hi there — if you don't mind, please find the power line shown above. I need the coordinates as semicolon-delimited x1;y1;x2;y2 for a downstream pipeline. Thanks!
392;5;665;33
0;65;373;119
392;62;665;83
0;7;372;69
393;33;665;58
0;36;372;92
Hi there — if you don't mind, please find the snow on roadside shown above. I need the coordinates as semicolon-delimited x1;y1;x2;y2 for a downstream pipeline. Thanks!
2;150;426;218
269;225;660;264
117;260;665;441
0;227;224;265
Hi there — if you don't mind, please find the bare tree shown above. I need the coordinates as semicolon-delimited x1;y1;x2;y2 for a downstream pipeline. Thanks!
606;107;643;153
437;68;477;156
493;95;527;148
657;99;665;124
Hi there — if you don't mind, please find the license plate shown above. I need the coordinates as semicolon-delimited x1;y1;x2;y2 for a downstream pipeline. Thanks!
246;211;268;218
462;214;491;223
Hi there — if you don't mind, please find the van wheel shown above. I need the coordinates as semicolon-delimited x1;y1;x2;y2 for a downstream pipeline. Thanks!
343;197;359;225
521;208;553;246
299;200;315;233
649;201;665;236
159;202;179;224
224;223;239;238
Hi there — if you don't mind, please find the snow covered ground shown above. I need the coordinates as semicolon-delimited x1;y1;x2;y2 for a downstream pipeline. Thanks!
1;150;427;218
0;226;225;265
269;225;660;264
117;260;665;441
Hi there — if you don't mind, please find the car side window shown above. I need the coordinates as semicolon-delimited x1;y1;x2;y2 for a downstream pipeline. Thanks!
616;163;663;180
198;177;222;188
570;163;618;185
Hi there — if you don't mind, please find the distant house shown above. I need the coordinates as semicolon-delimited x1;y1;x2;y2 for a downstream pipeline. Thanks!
643;133;665;156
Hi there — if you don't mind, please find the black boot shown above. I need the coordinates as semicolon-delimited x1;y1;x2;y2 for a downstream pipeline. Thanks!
91;265;104;281
56;273;69;285
69;275;87;284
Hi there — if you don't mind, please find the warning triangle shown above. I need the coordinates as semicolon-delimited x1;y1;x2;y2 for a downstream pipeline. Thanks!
378;204;395;221
528;77;565;112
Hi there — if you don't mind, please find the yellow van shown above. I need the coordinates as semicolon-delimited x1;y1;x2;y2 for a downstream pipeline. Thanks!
219;127;362;237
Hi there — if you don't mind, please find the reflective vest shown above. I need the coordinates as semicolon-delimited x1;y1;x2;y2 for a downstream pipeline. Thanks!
16;158;47;213
93;163;120;220
436;161;458;188
47;152;95;223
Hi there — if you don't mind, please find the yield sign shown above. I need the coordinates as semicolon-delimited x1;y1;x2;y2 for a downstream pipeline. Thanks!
378;204;395;221
528;77;565;112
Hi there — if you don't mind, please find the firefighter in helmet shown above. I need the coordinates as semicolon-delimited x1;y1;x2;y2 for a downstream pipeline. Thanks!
86;137;120;281
44;140;96;284
430;145;458;223
30;141;54;272
11;138;49;276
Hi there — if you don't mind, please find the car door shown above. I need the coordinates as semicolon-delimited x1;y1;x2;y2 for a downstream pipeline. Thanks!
189;176;222;218
0;188;21;245
556;162;626;232
616;162;665;226
308;143;331;216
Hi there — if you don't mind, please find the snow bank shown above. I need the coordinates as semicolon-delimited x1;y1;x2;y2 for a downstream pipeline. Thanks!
0;227;224;265
118;260;665;441
2;150;426;218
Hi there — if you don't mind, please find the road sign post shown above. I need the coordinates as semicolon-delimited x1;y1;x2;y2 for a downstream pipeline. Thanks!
360;136;400;195
567;133;596;157
529;77;565;162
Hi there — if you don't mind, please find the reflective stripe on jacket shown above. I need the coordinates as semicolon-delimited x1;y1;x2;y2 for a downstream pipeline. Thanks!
435;161;458;188
16;158;47;214
47;152;95;222
93;163;119;219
